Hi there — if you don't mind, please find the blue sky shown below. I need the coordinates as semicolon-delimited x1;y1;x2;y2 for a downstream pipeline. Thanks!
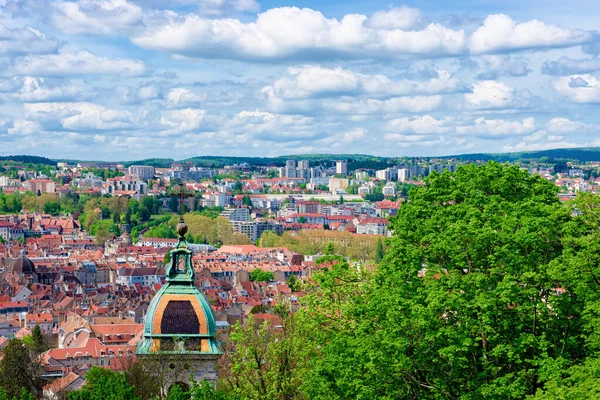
1;0;600;160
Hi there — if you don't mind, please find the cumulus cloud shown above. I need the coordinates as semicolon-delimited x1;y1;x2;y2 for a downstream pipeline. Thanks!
385;115;450;134
120;82;162;103
132;7;467;61
0;22;60;54
324;95;442;115
17;77;92;102
228;109;318;142
541;56;600;75
456;117;536;137
129;8;596;62
8;119;42;135
464;80;534;109
469;14;591;54
160;108;207;133
167;88;207;106
50;0;143;35
366;6;421;30
545;117;596;133
263;66;461;99
552;74;600;103
14;50;146;77
476;55;531;80
24;102;137;131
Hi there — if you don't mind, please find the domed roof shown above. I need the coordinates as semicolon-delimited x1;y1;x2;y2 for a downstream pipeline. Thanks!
12;249;36;275
136;223;220;356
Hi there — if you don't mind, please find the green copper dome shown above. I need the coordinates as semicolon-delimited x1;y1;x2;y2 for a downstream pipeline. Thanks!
136;219;221;356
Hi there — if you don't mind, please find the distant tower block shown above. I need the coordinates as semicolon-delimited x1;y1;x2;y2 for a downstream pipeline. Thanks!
136;210;221;392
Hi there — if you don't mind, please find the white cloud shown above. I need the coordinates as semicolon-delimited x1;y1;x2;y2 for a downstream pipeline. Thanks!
24;102;136;131
0;22;60;55
264;66;461;99
167;88;207;106
456;117;536;137
325;95;442;115
366;6;420;30
464;80;533;109
8;119;42;135
229;109;318;142
50;0;143;35
476;55;531;80
542;56;600;75
552;74;600;103
546;117;596;133
194;0;260;14
132;7;467;61
160;108;207;133
469;14;591;54
17;77;91;102
465;80;513;108
386;115;450;134
14;50;146;77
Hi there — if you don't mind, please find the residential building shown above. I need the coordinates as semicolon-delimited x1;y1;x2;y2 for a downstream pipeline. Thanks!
220;207;251;222
231;220;283;242
336;160;348;175
356;217;389;235
398;168;411;182
25;179;55;194
329;178;349;194
128;165;155;180
376;169;392;181
382;182;397;196
116;267;165;287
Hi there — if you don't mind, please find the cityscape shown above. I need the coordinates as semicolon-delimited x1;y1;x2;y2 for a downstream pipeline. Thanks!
2;0;600;398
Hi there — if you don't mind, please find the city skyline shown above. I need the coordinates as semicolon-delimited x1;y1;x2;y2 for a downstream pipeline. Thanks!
2;0;600;160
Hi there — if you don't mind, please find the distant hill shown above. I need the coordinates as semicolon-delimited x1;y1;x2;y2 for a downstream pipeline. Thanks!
447;147;600;163
8;147;600;169
0;155;56;165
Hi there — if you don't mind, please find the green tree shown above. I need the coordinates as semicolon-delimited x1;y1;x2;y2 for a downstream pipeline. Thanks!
0;339;42;399
300;162;589;399
28;325;46;355
220;307;307;400
374;236;384;262
286;273;300;292
43;200;60;215
249;268;274;282
241;196;253;208
68;367;139;400
94;229;113;246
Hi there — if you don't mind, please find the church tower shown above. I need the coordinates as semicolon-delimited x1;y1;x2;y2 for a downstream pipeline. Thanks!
136;215;220;391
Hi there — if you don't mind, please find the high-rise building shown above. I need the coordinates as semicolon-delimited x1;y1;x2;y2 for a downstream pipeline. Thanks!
128;165;155;180
398;168;411;182
336;160;348;175
376;169;392;181
285;160;297;169
298;160;310;170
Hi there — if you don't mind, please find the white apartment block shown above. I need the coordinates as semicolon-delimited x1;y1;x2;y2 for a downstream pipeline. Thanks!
128;165;155;180
382;182;397;196
202;192;228;208
398;168;411;182
220;207;251;221
376;169;392;181
231;220;283;242
336;160;348;175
